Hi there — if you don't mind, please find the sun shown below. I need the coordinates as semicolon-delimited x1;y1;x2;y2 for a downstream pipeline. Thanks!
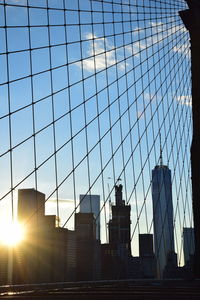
0;221;25;246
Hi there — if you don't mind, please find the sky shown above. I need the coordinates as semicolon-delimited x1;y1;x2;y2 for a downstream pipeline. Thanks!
0;0;193;261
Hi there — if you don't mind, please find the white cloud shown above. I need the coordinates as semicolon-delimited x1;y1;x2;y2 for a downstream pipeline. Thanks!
48;198;74;204
125;41;146;57
144;92;157;102
126;21;189;57
78;33;126;72
176;95;192;106
78;20;189;73
173;44;190;58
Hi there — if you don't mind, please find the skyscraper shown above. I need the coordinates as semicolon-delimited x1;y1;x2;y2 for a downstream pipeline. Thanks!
18;188;45;227
79;194;100;240
152;162;175;278
75;212;100;281
101;184;131;279
139;234;156;278
183;227;195;265
17;189;76;284
109;184;131;257
139;234;154;257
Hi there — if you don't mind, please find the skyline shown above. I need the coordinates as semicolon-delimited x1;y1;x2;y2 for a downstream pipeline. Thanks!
0;183;194;284
0;159;193;267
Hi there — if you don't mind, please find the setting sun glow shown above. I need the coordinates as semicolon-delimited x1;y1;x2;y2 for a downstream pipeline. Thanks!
0;221;25;246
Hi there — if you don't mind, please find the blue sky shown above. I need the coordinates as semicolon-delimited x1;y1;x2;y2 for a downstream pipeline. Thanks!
0;0;192;261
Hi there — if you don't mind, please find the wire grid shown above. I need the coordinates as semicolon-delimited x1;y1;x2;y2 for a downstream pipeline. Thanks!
0;0;192;266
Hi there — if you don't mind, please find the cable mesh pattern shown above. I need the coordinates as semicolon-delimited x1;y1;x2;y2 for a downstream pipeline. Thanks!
0;0;192;267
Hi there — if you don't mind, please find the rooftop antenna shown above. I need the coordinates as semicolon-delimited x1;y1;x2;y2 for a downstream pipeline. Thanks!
107;177;113;220
159;132;163;166
116;177;122;185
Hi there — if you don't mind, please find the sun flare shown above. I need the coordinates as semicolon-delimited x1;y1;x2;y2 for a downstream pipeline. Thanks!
0;221;25;246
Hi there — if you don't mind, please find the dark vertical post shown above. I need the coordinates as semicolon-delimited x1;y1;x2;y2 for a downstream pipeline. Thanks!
179;0;200;278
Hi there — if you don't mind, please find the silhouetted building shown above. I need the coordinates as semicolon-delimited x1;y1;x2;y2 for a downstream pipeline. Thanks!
18;188;45;227
16;189;46;283
139;234;156;278
35;218;76;283
101;242;129;280
66;229;76;281
109;184;131;258
152;163;176;278
75;212;100;281
129;256;143;278
0;247;10;284
14;189;76;284
183;227;195;265
79;194;100;240
101;184;131;279
139;234;154;257
163;251;179;278
101;243;116;279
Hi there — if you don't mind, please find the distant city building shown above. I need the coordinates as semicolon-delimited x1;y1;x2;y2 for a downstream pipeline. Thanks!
0;247;9;284
79;194;100;240
139;234;156;278
109;184;131;258
18;188;45;227
163;251;179;279
75;212;101;281
139;234;154;257
101;243;118;279
66;230;76;281
101;184;131;279
183;227;195;265
152;162;175;278
14;189;76;284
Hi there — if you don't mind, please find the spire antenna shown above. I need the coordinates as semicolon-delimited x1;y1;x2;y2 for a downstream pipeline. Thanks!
159;133;163;166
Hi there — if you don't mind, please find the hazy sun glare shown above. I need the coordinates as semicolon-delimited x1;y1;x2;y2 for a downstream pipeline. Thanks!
0;221;25;246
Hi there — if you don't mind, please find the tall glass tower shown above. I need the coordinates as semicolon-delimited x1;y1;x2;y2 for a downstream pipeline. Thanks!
152;160;175;278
